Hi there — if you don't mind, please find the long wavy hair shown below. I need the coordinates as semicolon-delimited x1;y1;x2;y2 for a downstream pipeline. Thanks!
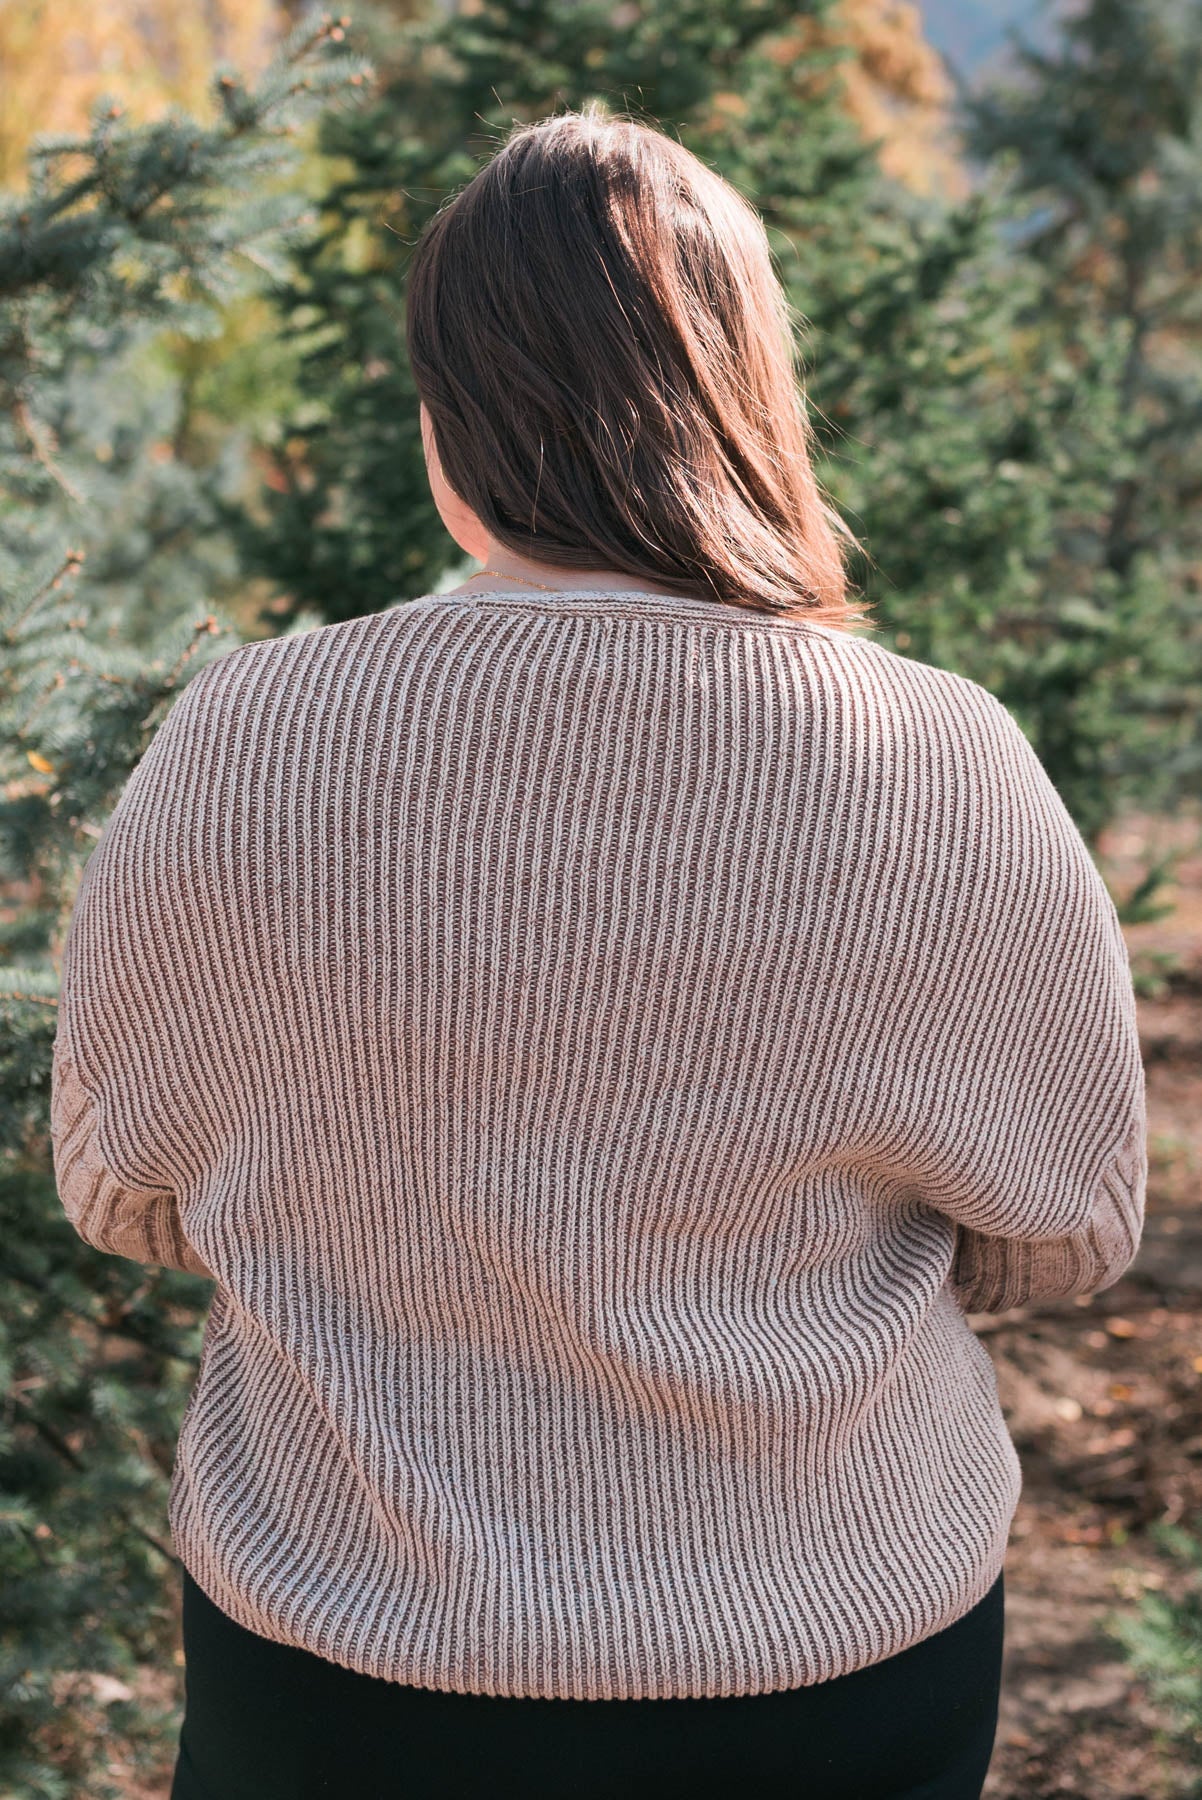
405;101;870;630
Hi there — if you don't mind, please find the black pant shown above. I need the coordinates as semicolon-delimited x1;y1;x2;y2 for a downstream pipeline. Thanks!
170;1565;1004;1799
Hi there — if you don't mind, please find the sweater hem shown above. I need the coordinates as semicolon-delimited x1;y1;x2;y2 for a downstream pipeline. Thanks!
167;1510;1016;1702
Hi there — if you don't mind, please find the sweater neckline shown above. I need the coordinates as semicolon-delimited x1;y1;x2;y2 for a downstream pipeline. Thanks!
414;585;835;633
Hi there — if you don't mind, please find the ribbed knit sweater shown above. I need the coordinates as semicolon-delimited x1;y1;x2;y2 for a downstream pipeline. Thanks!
51;586;1147;1701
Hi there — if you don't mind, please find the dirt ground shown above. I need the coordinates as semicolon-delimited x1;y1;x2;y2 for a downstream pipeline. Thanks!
75;806;1202;1800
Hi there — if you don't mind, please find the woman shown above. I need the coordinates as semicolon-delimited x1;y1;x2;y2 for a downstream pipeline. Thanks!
51;105;1146;1799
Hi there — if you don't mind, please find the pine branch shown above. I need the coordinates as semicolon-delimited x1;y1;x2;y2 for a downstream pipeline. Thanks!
1;1259;199;1364
7;1396;178;1567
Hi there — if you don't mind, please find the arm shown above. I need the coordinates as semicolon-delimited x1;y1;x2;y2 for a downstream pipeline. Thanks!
51;1023;215;1278
50;660;234;1282
947;1105;1145;1314
905;677;1147;1315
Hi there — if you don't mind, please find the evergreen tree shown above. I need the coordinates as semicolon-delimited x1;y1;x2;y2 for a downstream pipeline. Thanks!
0;17;368;1795
946;0;1202;837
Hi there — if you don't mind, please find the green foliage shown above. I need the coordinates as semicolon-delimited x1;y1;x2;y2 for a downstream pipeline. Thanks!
0;7;371;643
0;17;368;1794
1120;853;1184;928
1105;1512;1202;1796
948;0;1202;843
1130;948;1186;1001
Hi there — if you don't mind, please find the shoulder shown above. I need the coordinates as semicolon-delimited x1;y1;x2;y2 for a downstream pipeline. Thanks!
173;618;346;706
171;605;1036;779
163;609;423;729
799;627;1101;889
783;621;1031;756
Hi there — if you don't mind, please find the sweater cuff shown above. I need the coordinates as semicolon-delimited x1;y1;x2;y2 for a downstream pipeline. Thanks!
949;1113;1146;1315
50;1032;214;1279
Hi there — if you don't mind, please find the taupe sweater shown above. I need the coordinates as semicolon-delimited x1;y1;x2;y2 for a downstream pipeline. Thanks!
51;587;1146;1700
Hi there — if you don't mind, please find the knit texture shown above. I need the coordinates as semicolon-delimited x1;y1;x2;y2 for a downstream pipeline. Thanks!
51;586;1147;1699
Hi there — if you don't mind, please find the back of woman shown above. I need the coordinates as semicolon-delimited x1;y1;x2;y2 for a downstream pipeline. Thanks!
51;103;1145;1800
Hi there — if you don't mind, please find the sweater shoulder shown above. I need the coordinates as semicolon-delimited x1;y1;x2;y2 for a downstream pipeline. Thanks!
173;604;1023;768
178;618;341;699
179;603;1001;694
783;623;1031;762
803;623;1010;714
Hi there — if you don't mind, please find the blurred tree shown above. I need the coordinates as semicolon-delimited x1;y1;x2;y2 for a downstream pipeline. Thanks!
0;19;369;1796
808;0;973;200
0;0;282;189
1105;1513;1202;1794
953;0;1202;829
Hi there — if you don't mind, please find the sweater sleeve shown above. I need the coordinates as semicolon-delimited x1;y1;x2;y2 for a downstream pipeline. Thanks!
50;1023;215;1277
946;1106;1146;1314
909;677;1147;1316
50;661;229;1281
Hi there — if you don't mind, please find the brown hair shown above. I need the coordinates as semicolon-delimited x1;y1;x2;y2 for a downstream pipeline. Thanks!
404;102;870;630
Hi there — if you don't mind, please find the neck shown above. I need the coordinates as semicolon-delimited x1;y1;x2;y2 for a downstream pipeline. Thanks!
445;545;701;602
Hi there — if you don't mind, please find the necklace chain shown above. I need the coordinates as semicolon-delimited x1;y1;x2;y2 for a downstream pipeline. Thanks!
475;567;567;593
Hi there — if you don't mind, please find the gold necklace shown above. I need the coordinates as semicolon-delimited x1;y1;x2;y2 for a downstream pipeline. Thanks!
475;568;566;593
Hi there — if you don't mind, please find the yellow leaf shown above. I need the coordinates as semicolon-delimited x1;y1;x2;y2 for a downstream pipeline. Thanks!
26;750;54;774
